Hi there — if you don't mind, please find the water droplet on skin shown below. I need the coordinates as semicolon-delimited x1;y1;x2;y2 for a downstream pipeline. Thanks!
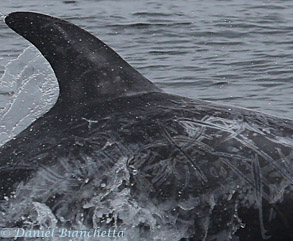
240;223;246;228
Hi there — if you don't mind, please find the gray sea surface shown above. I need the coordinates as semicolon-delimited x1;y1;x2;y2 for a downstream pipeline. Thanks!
0;0;293;145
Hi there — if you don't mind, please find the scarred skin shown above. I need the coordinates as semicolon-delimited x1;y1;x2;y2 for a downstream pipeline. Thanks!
0;12;292;241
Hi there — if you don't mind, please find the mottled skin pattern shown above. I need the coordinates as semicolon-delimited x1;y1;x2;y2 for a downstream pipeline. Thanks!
1;12;293;241
1;93;292;240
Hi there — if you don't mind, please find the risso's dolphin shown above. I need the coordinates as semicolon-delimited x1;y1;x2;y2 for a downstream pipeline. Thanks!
0;12;292;241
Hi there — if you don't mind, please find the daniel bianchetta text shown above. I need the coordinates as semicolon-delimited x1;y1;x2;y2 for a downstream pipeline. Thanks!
0;228;125;238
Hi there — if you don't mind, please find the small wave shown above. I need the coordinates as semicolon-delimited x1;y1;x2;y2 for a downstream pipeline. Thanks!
108;22;192;29
132;11;184;17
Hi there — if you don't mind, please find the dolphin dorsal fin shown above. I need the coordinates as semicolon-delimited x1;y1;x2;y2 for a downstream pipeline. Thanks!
5;12;160;105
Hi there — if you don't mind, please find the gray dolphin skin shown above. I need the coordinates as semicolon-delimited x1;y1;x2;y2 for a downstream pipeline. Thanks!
0;12;292;241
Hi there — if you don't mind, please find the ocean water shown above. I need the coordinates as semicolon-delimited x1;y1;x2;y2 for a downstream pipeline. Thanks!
0;0;293;145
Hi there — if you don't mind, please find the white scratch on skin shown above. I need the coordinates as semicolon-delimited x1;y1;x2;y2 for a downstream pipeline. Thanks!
158;121;208;184
81;117;98;129
178;117;293;183
251;155;271;240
